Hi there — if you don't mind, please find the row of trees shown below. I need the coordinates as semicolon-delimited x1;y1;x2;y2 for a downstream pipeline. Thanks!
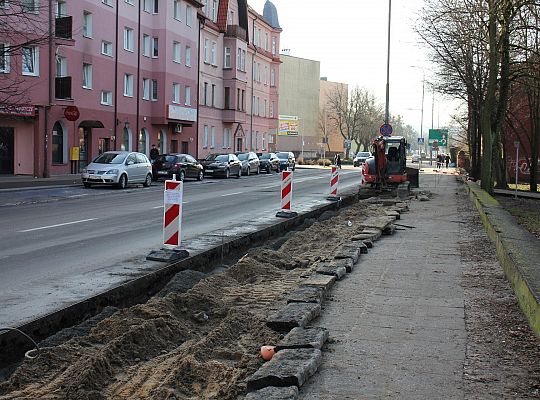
321;85;417;159
417;0;540;193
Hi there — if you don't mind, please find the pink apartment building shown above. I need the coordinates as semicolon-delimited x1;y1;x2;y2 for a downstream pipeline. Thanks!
0;0;202;177
197;0;281;158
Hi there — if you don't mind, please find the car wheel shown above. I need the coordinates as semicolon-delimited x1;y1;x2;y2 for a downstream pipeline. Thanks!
246;167;250;176
225;169;230;179
266;167;271;174
197;170;204;181
116;174;127;189
143;174;152;187
179;170;185;182
237;168;242;178
256;166;260;175
83;182;92;188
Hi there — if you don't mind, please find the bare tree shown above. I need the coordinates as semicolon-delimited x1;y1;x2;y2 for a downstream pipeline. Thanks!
0;0;51;108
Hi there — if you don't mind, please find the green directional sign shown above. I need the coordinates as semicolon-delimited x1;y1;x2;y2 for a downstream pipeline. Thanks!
428;129;448;147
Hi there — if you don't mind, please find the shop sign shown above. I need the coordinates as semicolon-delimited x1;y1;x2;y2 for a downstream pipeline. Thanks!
0;105;35;117
167;105;197;122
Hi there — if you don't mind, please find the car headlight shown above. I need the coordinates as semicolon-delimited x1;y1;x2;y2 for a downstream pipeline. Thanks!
106;169;119;175
82;168;87;173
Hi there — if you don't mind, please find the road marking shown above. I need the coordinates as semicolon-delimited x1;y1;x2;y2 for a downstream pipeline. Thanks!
19;218;98;233
221;191;243;197
153;205;164;209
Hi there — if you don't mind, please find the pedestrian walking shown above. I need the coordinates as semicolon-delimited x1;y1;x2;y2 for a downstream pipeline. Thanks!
335;154;342;169
150;144;159;164
445;154;450;168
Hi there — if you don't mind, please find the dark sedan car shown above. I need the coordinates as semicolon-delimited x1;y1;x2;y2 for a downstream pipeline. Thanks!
258;153;280;173
235;152;260;175
201;153;242;178
152;153;204;181
276;151;296;171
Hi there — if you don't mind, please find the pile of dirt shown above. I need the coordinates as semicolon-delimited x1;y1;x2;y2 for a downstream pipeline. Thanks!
0;199;391;399
458;193;540;398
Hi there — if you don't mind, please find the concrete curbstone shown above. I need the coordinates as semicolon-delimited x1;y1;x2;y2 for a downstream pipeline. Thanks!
301;274;337;293
334;245;361;264
383;225;396;235
334;258;354;273
286;286;324;304
266;303;322;332
276;327;329;350
362;228;382;240
362;239;373;249
316;264;347;280
245;386;299;400
246;348;322;392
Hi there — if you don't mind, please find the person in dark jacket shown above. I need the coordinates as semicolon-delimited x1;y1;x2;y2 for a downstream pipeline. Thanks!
445;154;450;168
150;144;159;163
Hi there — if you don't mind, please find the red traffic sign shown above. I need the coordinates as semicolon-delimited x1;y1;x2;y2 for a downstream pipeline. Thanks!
380;123;393;137
64;106;80;122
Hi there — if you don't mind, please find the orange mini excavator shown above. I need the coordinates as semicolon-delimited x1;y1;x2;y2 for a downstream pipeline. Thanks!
362;135;408;188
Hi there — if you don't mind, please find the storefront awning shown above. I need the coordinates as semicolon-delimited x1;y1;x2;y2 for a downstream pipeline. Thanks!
78;120;104;128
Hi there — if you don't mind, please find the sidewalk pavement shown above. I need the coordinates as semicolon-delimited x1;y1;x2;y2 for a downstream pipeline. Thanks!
0;174;81;191
300;173;466;398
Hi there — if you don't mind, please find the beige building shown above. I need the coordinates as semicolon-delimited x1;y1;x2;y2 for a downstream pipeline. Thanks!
319;78;348;156
277;54;320;158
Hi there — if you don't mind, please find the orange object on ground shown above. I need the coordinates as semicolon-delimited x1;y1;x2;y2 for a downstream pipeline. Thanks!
260;345;276;361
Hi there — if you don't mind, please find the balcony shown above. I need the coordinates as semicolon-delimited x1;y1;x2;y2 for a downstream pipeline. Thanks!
55;16;72;39
55;76;72;99
226;25;247;41
223;109;246;124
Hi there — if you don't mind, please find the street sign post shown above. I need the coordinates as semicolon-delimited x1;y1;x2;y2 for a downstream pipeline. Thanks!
417;137;425;145
380;123;393;137
514;141;520;199
428;129;448;146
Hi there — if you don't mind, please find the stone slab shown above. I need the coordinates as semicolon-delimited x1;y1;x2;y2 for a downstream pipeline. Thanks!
351;234;373;241
301;274;337;292
245;386;299;400
386;210;401;220
363;239;374;249
266;303;321;332
357;242;368;254
334;245;361;264
276;327;329;350
333;258;354;273
246;348;322;392
383;224;396;235
362;228;382;240
286;286;324;304
316;264;347;280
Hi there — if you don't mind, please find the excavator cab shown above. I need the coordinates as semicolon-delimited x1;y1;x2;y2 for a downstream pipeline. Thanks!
363;136;408;188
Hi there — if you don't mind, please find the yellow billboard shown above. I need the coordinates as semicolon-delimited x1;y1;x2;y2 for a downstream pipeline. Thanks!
278;115;299;136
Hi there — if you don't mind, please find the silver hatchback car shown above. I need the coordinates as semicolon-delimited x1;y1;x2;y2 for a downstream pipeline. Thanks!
81;151;153;189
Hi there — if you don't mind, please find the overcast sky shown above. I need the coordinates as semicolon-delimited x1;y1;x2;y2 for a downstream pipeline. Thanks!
249;0;457;138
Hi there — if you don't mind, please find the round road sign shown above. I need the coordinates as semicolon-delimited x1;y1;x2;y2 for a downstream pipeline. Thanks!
64;106;80;122
380;123;393;137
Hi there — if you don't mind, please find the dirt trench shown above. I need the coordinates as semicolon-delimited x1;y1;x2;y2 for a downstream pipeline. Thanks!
0;200;389;400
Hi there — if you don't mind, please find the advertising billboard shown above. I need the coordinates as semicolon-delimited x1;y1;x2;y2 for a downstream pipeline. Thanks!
278;115;299;136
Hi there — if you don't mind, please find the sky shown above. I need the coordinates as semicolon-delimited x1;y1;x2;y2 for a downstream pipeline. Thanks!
249;0;458;138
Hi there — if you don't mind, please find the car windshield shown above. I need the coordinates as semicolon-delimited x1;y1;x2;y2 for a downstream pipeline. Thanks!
259;154;271;159
214;155;229;162
237;153;248;161
205;154;220;161
276;152;289;159
93;153;127;164
158;155;176;163
358;152;371;157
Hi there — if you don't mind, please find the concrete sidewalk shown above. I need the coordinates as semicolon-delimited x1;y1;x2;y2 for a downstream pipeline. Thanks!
0;174;81;191
300;173;466;398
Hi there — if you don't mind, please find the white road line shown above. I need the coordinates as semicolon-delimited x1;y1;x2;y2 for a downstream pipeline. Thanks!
221;191;244;197
153;205;164;209
19;218;98;233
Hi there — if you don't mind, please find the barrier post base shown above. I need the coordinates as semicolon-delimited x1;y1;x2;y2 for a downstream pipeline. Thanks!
326;196;341;202
146;248;190;262
276;211;298;219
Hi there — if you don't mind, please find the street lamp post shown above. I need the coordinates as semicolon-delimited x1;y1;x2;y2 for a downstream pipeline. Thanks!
384;0;392;124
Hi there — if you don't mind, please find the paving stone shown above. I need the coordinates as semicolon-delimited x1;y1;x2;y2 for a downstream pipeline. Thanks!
383;224;396;235
386;210;401;220
333;258;354;273
245;386;299;400
357;242;368;254
363;239;374;249
277;327;329;350
301;274;337;292
267;303;321;332
334;245;361;263
316;264;347;280
362;228;382;240
351;234;373;241
287;286;324;304
246;348;322;392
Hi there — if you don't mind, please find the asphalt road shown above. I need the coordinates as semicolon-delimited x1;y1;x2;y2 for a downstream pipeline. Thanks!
0;167;363;327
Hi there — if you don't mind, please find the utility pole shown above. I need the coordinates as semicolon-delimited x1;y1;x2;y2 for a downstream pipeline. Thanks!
384;0;392;124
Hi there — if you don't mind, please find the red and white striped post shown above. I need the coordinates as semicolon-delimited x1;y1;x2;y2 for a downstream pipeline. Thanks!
276;170;297;217
163;180;183;247
327;166;341;201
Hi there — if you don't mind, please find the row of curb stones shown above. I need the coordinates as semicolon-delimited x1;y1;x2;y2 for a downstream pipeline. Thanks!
245;201;408;399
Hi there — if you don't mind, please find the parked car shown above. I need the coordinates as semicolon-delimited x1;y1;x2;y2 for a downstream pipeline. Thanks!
152;153;204;181
353;151;372;167
276;151;296;171
235;152;260;175
201;153;242;178
81;151;152;189
258;153;280;173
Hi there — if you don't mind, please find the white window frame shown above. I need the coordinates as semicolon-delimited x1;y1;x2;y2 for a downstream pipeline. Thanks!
186;5;192;26
125;0;134;5
185;46;191;67
152;0;158;14
152;37;158;58
241;50;246;71
124;27;134;52
224;47;231;68
21;46;38;76
151;79;158;101
101;40;113;57
142;34;150;57
82;63;92;89
22;0;39;13
272;37;277;55
172;41;181;63
185;85;191;106
142;78;150;100
124;73;133;97
0;43;10;73
271;68;275;86
101;90;112;105
262;132;267;150
264;65;268;85
237;48;241;71
102;0;113;6
143;0;151;12
203;125;208;148
173;0;181;20
83;11;92;38
264;99;267;118
203;38;209;63
212;0;218;22
56;55;67;77
211;41;216;65
210;126;215;148
270;101;274;118
172;82;180;104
